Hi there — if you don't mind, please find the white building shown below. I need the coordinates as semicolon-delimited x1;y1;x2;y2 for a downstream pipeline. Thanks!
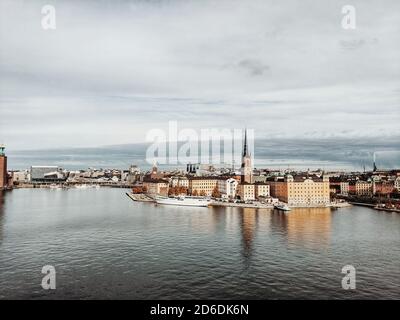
395;177;400;191
217;178;238;199
12;170;30;183
170;176;189;188
340;181;349;195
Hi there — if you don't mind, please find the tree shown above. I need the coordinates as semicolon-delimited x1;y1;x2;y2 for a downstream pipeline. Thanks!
177;186;188;195
192;190;199;196
168;187;176;196
212;186;221;199
132;186;144;194
200;190;206;197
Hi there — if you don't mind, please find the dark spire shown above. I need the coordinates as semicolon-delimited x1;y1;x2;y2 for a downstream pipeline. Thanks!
373;152;377;172
243;129;249;157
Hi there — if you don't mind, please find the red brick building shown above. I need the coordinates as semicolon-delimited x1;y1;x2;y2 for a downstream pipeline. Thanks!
373;180;395;196
0;145;7;189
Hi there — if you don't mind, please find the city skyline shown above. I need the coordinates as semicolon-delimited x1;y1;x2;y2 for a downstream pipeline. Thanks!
4;135;400;171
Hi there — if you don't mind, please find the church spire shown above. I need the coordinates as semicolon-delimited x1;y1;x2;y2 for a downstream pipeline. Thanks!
373;152;377;172
243;129;249;157
241;129;253;184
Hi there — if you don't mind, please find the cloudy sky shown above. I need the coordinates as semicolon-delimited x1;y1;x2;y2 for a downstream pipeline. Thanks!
0;0;399;169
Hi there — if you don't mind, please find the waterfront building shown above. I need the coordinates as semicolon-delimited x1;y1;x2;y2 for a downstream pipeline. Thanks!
0;144;7;189
30;166;67;184
178;177;189;188
268;174;330;207
237;183;256;201
12;170;30;184
340;181;349;195
217;177;238;199
373;180;395;196
255;183;270;198
143;178;169;196
354;180;372;196
170;176;189;188
395;177;400;191
188;176;221;196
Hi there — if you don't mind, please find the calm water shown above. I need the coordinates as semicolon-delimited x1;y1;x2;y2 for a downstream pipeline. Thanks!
0;188;399;300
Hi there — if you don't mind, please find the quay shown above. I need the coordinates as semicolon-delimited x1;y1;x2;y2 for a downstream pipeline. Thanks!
14;182;135;189
126;192;154;202
348;201;400;213
210;201;273;209
348;202;375;207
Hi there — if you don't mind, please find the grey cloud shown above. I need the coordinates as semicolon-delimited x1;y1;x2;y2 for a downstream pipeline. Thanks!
237;59;269;76
7;136;400;171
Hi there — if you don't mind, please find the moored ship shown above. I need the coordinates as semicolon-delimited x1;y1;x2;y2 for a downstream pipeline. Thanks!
274;203;291;211
155;196;212;207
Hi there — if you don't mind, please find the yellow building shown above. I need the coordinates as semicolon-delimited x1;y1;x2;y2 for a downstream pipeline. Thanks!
143;179;169;196
355;180;372;196
238;183;255;201
189;177;221;196
268;174;330;207
255;183;270;198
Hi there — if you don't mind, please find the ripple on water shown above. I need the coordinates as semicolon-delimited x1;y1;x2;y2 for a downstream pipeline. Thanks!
0;189;400;299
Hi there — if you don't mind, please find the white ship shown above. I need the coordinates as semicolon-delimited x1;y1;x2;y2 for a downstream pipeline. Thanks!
155;196;212;207
75;184;88;189
274;203;291;211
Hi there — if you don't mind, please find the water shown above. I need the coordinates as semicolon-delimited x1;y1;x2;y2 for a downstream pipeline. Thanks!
0;188;400;300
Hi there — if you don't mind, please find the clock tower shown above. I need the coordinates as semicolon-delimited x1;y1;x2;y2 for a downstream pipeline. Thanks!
0;144;7;190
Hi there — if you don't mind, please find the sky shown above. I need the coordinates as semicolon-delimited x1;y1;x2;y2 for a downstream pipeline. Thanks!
0;0;399;169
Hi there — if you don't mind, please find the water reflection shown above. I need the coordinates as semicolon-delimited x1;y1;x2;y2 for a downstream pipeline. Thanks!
1;189;399;299
285;208;332;249
270;209;289;237
209;206;260;261
0;191;4;243
239;208;258;260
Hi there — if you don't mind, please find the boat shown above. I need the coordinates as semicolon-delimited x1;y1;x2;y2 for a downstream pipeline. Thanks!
330;200;352;208
374;204;400;213
274;203;291;211
75;184;88;189
155;196;212;207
